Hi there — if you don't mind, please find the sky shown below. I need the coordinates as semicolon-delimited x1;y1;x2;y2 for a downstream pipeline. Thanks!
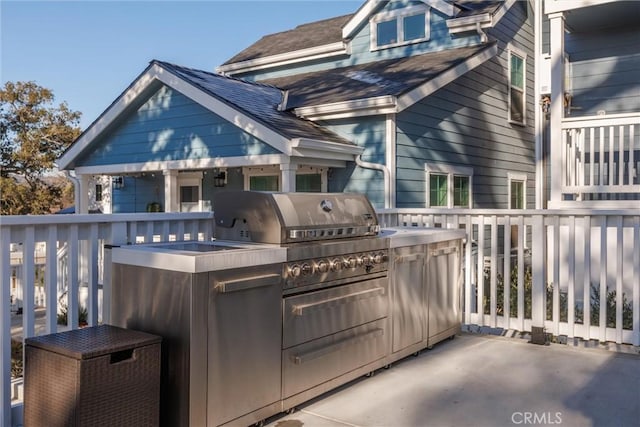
1;0;361;129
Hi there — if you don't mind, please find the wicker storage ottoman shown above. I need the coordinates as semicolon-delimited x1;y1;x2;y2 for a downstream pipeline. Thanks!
24;325;161;427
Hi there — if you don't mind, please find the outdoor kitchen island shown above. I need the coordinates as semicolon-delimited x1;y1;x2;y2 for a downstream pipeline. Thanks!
110;192;464;427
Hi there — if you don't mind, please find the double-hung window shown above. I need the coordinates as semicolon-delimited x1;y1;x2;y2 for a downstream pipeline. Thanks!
425;164;472;208
508;173;527;209
371;5;430;50
508;48;526;124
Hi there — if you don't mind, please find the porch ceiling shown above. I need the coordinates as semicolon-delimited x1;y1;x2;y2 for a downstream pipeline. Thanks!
562;1;639;33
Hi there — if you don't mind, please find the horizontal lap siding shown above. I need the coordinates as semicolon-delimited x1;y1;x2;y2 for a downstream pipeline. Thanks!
321;117;387;208
567;27;640;116
75;85;278;167
395;1;535;209
112;175;164;213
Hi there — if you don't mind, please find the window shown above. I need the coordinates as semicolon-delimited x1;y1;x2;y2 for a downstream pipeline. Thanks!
180;186;199;203
508;173;527;209
371;5;429;50
425;164;472;208
249;175;279;191
95;184;103;202
509;49;526;124
296;174;322;192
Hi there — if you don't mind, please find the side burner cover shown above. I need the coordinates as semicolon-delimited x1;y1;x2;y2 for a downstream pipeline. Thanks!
213;191;379;244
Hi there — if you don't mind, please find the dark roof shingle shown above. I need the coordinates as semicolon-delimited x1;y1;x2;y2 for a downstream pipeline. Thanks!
222;14;353;65
260;43;496;109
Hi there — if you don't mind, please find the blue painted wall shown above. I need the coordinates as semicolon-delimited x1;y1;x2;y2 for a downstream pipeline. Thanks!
322;117;387;208
74;84;279;168
395;0;536;209
566;26;640;116
112;174;164;213
237;1;481;82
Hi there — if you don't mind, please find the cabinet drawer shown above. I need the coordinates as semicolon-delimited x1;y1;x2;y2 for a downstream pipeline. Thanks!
282;318;388;398
283;278;388;348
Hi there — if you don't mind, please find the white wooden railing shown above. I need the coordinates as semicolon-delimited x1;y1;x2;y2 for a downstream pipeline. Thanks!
1;212;214;426
377;208;640;346
3;209;640;425
561;113;640;201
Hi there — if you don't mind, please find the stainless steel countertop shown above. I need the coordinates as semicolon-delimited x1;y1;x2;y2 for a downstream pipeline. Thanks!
380;227;466;248
111;240;287;273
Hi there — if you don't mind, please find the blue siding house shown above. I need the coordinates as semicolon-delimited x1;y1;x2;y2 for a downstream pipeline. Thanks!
58;0;539;213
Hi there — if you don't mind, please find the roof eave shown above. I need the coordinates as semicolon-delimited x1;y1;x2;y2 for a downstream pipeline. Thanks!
294;96;398;121
217;42;350;76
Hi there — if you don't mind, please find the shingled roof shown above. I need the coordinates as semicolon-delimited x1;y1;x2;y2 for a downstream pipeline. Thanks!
260;43;497;110
222;14;353;65
222;1;505;66
155;60;353;145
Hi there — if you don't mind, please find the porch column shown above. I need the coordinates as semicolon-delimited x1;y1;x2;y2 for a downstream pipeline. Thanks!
77;174;90;214
280;163;297;192
163;170;179;212
549;12;565;207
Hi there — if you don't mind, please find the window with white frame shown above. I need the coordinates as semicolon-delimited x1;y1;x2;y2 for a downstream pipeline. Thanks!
425;164;472;208
370;5;430;50
243;166;327;192
508;173;527;209
508;49;526;124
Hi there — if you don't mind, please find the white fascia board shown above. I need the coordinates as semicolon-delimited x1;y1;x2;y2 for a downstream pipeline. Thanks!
73;154;290;175
154;66;292;156
217;42;349;76
57;65;160;170
343;0;389;39
294;95;397;120
447;13;492;33
396;43;498;112
291;138;364;155
426;0;456;16
545;0;617;14
491;0;517;26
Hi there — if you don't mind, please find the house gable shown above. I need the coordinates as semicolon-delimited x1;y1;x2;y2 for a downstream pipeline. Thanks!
72;83;280;168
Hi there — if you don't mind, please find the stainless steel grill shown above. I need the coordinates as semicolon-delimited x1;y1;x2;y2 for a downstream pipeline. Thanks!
213;191;389;293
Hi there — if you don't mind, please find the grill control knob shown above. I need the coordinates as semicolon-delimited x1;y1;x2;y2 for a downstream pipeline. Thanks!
301;263;312;276
315;260;329;273
356;255;367;266
288;264;301;278
329;258;342;272
373;252;386;264
344;257;357;269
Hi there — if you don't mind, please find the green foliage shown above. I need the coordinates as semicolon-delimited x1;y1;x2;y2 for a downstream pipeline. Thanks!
57;304;89;326
484;262;633;330
0;81;81;214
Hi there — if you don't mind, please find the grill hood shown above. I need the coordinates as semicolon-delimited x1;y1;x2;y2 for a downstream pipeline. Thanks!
213;191;379;245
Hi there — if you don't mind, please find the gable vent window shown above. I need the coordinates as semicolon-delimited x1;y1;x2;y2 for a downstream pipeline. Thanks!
371;5;430;50
509;48;526;125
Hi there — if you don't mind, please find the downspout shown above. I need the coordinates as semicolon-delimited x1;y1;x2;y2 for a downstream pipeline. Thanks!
476;22;488;43
355;155;391;209
63;169;81;214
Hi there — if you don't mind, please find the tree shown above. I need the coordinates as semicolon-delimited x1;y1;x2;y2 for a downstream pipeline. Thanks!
0;81;81;215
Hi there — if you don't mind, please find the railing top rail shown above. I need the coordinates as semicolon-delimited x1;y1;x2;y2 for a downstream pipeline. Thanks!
561;112;640;128
376;207;640;217
0;212;214;227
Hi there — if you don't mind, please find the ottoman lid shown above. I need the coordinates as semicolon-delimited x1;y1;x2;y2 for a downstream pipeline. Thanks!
25;325;161;360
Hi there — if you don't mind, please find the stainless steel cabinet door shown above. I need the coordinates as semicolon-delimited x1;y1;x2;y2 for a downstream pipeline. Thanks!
391;246;426;353
208;266;282;426
427;241;462;344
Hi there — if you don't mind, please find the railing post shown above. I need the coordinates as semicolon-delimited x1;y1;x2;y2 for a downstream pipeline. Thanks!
531;215;546;329
102;222;128;325
1;227;11;427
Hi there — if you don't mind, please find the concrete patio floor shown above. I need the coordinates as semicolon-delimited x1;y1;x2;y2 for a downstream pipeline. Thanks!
266;334;640;427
